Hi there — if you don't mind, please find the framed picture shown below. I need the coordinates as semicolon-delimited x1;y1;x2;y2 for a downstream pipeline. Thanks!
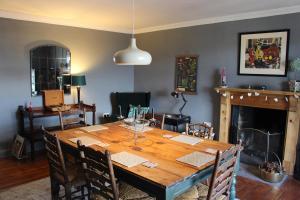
175;55;198;94
11;134;25;159
238;29;289;76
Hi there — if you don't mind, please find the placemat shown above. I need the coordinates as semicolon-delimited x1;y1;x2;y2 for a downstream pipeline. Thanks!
111;151;148;168
80;125;108;132
171;135;202;145
69;136;109;147
177;152;215;168
119;124;153;132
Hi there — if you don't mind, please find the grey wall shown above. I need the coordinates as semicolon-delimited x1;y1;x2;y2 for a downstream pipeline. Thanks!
135;13;300;135
0;18;133;156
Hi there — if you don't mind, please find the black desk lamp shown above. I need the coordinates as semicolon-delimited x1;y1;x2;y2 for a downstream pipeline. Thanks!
71;75;86;104
171;91;187;117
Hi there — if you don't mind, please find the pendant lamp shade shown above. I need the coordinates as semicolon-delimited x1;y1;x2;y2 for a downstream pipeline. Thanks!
113;38;152;65
113;0;152;66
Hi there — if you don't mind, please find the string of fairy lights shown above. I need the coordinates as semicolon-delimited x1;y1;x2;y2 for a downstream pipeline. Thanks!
216;89;299;103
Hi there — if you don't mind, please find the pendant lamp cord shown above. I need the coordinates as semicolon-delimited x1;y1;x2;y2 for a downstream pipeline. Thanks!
132;0;135;38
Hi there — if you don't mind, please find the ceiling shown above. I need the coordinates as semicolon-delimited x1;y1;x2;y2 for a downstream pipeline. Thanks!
0;0;300;34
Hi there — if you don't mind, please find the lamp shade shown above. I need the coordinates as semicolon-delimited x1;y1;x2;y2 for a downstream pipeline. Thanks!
71;75;86;86
62;74;71;86
113;38;152;65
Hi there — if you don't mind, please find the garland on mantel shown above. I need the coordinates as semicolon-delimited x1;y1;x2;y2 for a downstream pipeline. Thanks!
215;89;299;102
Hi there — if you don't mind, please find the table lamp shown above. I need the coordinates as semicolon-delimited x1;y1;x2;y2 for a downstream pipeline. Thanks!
71;75;86;104
171;91;187;117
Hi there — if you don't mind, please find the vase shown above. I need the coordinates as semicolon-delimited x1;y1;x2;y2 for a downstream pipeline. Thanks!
289;80;300;92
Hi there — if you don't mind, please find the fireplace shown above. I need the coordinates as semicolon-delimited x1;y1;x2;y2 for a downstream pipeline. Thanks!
216;87;300;174
230;106;286;165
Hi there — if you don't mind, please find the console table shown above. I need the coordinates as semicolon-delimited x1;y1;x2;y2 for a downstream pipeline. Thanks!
18;103;96;159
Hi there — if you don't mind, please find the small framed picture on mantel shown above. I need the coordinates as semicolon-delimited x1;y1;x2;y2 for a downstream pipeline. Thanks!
238;29;289;76
175;55;198;94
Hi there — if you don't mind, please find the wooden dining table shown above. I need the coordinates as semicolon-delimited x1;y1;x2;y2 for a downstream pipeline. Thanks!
56;122;235;200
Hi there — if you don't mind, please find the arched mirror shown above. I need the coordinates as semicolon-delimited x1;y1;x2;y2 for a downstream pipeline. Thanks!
30;45;71;96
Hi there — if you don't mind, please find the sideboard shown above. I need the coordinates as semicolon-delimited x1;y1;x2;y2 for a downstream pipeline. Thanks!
18;103;96;159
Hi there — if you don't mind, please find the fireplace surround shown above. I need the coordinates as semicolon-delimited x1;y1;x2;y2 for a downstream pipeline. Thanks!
216;87;300;174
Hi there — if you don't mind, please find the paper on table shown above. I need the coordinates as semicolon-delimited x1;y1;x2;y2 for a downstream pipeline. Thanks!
111;151;148;168
177;152;215;168
171;135;202;145
80;125;108;132
162;134;174;138
69;136;109;147
204;148;218;154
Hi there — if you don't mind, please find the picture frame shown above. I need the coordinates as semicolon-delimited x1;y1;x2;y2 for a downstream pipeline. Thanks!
175;55;198;94
11;134;25;159
238;29;289;76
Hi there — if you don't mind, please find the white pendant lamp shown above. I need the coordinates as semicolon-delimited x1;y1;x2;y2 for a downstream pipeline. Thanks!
113;0;152;65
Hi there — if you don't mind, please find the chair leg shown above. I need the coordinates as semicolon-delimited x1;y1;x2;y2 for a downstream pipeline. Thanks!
50;178;60;200
80;186;86;200
65;184;72;200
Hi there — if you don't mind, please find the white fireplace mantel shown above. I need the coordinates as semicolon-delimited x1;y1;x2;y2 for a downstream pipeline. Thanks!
216;87;300;175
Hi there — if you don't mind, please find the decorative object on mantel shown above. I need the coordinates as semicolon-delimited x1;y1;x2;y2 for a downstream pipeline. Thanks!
113;0;152;65
71;75;86;104
240;85;267;90
175;55;198;94
215;87;299;105
288;58;300;92
220;67;227;88
171;91;188;117
238;29;289;76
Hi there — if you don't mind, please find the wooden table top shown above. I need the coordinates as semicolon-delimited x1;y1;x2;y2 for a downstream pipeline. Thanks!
56;122;232;188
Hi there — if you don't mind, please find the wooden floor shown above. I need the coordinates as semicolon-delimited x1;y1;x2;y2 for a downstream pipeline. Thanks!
0;153;49;190
0;154;300;199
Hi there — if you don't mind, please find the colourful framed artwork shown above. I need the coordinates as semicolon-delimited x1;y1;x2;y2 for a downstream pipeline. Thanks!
238;29;289;76
175;55;198;94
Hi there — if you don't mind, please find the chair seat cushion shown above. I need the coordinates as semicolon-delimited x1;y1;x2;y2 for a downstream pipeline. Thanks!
94;181;155;200
175;183;226;200
119;181;155;200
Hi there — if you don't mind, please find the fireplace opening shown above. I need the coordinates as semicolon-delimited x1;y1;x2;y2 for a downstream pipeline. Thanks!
230;106;287;165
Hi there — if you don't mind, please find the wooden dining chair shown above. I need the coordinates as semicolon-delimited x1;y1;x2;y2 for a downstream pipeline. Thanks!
176;142;242;200
42;127;87;200
77;140;155;200
185;122;215;140
59;108;86;130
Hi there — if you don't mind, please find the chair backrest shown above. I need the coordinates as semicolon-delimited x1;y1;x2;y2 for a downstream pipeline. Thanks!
186;123;214;139
59;108;86;130
77;141;119;200
207;142;242;200
42;127;68;183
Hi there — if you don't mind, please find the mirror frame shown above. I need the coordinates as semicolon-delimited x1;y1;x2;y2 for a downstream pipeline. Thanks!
30;45;71;96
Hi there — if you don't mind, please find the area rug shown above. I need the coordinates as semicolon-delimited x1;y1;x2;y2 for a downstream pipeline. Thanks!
0;177;51;200
238;163;288;188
